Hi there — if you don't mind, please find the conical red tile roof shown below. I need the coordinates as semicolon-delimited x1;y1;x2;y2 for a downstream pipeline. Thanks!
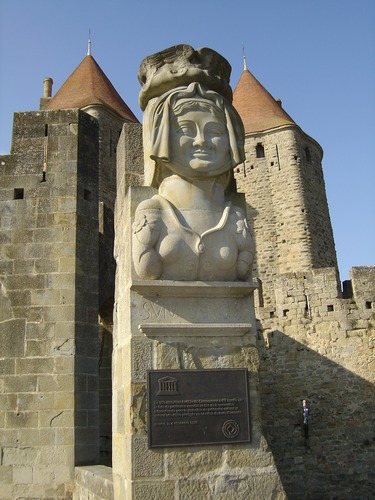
45;55;138;122
233;69;295;134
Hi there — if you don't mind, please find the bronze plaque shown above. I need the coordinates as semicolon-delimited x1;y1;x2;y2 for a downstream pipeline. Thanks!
147;369;250;448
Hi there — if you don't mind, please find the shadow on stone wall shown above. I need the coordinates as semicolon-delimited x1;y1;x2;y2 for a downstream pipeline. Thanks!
258;330;375;499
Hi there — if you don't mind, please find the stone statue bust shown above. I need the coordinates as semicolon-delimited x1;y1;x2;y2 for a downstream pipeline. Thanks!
132;45;254;281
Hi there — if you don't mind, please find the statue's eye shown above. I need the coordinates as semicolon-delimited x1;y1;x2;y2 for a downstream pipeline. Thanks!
175;120;195;136
205;123;225;137
173;119;196;137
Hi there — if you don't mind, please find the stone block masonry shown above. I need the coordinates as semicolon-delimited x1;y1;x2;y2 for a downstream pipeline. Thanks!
235;126;337;308
255;266;375;498
233;122;374;498
0;108;101;499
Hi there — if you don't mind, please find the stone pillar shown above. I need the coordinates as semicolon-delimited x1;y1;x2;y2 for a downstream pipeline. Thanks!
113;184;285;499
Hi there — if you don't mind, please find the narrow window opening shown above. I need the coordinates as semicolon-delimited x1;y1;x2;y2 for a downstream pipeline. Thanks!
327;305;334;312
84;189;92;201
270;311;275;318
257;279;264;308
365;301;372;309
304;294;311;319
304;147;311;162
243;163;247;177
270;161;274;166
14;188;24;200
256;143;265;158
44;124;49;136
283;309;289;317
304;295;309;313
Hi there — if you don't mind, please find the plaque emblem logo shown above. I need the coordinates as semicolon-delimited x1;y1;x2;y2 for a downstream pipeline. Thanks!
222;420;240;439
157;376;179;395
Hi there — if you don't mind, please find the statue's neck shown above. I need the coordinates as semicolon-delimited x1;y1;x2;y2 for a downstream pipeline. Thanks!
158;175;225;211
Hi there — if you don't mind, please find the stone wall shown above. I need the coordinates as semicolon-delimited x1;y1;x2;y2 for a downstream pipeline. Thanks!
85;106;130;328
98;327;113;467
234;126;337;308
0;109;101;498
255;266;375;498
73;465;113;500
233;124;374;498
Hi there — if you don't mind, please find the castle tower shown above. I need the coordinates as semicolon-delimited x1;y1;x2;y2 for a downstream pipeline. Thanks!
44;51;138;323
0;51;137;497
43;52;139;465
232;65;338;308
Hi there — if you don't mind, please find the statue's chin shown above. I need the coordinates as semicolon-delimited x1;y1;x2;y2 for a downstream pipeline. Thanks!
165;159;232;179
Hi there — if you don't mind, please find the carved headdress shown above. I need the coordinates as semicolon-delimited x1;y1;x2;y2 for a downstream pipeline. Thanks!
138;44;233;110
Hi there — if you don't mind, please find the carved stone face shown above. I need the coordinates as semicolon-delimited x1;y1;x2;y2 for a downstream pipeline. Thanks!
169;108;231;178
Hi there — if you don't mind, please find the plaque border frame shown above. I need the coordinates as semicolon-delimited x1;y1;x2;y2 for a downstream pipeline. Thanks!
147;368;251;448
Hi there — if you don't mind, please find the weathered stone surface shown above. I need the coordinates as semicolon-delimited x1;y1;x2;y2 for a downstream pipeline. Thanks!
166;447;223;477
132;436;164;478
0;319;25;357
209;469;286;500
73;465;114;500
132;480;175;499
178;478;211;499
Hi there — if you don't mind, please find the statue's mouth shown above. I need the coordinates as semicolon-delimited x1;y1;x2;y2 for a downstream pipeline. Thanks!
192;150;211;158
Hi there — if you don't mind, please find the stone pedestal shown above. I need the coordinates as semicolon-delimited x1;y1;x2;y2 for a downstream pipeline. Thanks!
113;186;285;499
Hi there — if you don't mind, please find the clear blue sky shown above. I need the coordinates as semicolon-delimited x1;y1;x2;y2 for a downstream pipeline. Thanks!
1;0;374;281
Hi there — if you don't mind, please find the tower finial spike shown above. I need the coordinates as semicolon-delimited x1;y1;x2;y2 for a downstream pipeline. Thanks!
87;29;92;56
242;44;247;71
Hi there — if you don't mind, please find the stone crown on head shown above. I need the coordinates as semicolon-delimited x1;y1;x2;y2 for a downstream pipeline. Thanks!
138;44;233;110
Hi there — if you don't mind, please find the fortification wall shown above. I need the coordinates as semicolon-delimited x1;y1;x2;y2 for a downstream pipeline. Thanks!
0;109;101;499
255;266;375;498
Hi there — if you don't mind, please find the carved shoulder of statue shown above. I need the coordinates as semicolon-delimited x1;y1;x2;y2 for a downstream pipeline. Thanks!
133;198;162;246
132;197;164;280
230;208;255;280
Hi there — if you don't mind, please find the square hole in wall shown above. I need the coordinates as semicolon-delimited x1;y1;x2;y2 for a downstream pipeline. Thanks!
327;305;334;312
14;188;24;199
283;309;289;317
365;301;372;309
84;189;92;201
